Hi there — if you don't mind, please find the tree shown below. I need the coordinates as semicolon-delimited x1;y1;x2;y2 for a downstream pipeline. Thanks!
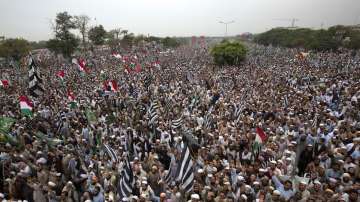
109;28;121;40
121;30;128;37
210;40;247;66
29;41;47;50
47;11;79;58
133;34;147;45
0;38;30;61
120;33;135;50
74;15;90;50
161;37;180;48
307;30;339;51
88;25;107;45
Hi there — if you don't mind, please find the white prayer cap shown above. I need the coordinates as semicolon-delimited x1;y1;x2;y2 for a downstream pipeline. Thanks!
241;194;247;200
342;173;351;178
273;190;281;195
197;169;204;173
191;194;200;199
36;157;47;164
351;96;357;102
299;181;307;185
48;181;56;187
259;168;267;172
313;180;321;185
237;176;245;181
329;178;337;183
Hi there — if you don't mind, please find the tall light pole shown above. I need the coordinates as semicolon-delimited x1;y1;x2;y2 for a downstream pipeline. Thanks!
219;20;235;37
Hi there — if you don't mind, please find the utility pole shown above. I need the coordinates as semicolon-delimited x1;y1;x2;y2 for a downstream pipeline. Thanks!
219;20;235;37
273;18;299;28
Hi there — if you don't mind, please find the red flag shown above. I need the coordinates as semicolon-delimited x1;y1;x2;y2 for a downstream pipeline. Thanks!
0;80;9;87
135;63;142;73
255;127;267;144
67;89;75;101
103;80;118;92
56;70;65;79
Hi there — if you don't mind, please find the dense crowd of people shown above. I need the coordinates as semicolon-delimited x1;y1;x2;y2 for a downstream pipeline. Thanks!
0;40;359;202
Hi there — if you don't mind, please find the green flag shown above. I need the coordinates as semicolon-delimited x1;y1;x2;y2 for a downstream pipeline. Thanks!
35;131;63;149
86;108;97;124
0;117;16;135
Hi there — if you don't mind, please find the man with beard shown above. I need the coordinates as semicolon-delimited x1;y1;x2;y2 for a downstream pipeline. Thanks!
271;174;294;200
92;185;104;202
297;144;314;175
297;181;310;202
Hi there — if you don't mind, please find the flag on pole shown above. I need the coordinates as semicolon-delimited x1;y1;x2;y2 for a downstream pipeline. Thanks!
67;89;76;108
251;127;268;161
56;70;65;79
135;63;142;73
19;95;33;116
72;58;88;73
28;57;44;97
0;79;9;88
148;101;159;126
118;155;135;199
0;117;16;135
153;61;161;68
175;144;194;193
171;116;183;129
255;127;267;144
104;80;118;92
103;144;119;163
85;108;97;124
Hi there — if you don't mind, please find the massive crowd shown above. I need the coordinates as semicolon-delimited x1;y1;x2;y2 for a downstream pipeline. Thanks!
0;40;359;202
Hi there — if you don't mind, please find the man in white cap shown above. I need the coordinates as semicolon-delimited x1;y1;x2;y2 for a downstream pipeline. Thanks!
271;190;282;201
189;193;200;202
272;174;295;200
297;181;310;202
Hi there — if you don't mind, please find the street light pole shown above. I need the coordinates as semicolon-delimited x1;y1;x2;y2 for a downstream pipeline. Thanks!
219;20;235;37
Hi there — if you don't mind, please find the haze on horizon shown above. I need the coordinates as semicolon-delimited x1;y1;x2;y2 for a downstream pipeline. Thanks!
0;0;359;41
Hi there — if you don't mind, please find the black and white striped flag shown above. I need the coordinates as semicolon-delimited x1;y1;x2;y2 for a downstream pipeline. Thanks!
171;115;183;129
233;103;243;124
283;95;289;108
175;144;194;193
28;57;44;97
118;155;135;199
148;101;159;126
56;112;67;135
164;155;175;186
104;144;119;163
203;112;213;130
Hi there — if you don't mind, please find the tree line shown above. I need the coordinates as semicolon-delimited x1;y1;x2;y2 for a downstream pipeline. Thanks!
0;11;181;61
254;25;360;51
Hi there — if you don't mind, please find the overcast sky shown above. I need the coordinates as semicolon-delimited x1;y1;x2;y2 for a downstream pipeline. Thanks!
0;0;359;41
